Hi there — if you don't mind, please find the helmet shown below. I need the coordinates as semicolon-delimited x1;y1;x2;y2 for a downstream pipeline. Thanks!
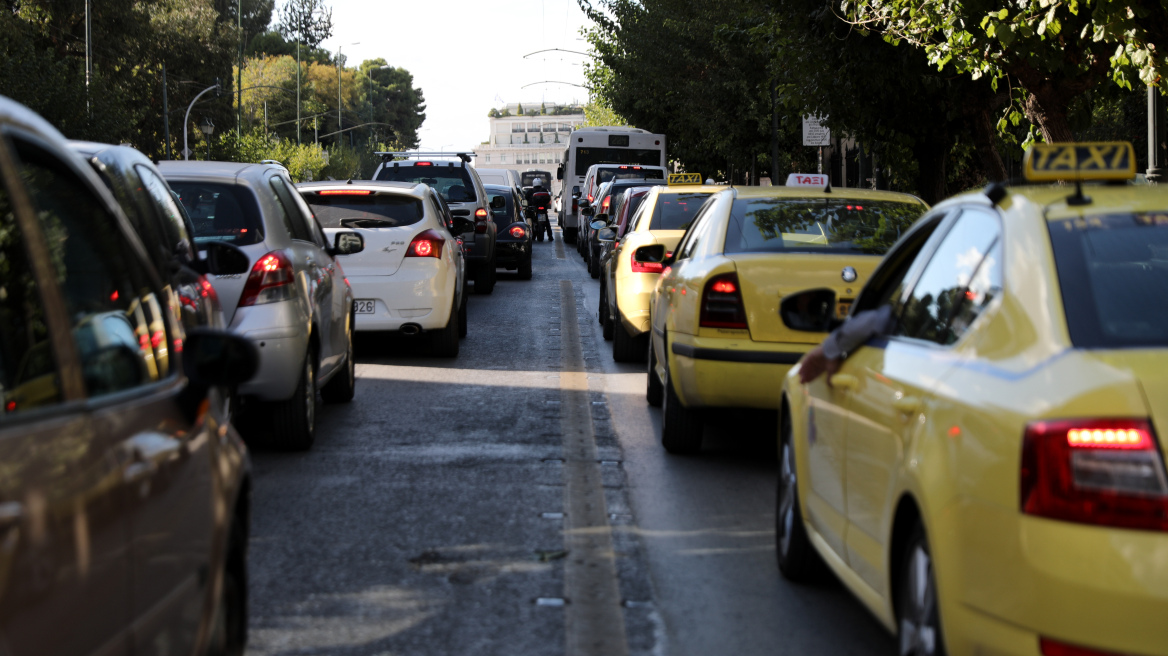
533;178;544;187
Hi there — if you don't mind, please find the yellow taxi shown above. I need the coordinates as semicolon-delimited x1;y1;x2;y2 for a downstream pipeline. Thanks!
599;176;726;362
644;176;926;452
777;143;1168;656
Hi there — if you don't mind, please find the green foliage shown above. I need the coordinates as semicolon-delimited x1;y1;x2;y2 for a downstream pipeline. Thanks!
276;0;333;49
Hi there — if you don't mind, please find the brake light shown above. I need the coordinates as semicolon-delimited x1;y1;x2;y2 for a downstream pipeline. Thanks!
572;197;578;213
1040;637;1124;656
406;229;445;259
587;194;594;203
602;197;610;213
319;189;372;196
475;208;488;219
1021;418;1168;531
415;161;433;166
630;252;664;274
510;225;526;238
700;273;748;330
238;251;294;307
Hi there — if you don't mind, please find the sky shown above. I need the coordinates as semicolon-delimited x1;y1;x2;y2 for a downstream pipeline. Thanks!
319;0;595;153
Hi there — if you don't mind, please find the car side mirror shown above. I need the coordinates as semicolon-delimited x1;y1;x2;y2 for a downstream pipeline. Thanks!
199;241;250;276
581;206;594;217
779;288;841;332
632;244;670;270
590;219;608;231
597;227;617;243
490;196;506;210
595;213;608;224
450;216;475;235
332;231;365;256
182;329;260;387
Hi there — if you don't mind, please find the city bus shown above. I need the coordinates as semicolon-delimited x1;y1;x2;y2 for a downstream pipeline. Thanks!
557;126;666;243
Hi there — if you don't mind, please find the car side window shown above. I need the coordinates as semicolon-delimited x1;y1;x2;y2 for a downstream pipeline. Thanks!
851;211;952;316
675;202;716;262
282;178;329;247
894;207;1003;345
266;177;300;239
269;176;313;242
135;164;193;262
14;138;173;397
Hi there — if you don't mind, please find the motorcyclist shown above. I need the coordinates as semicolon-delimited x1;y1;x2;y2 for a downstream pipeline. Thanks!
525;178;554;242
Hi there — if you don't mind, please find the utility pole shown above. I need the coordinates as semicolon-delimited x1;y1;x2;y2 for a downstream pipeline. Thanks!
770;80;779;183
264;100;268;135
295;12;301;144
1149;85;1166;183
237;0;242;139
84;0;92;116
338;47;343;146
162;64;171;160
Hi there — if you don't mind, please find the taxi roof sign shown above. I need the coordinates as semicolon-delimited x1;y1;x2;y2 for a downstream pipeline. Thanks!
668;172;703;185
786;173;830;190
1023;142;1136;183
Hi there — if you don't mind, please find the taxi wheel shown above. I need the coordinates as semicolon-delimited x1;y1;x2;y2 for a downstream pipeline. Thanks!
272;349;316;451
776;408;823;581
897;525;945;656
612;323;645;362
646;339;663;407
321;316;355;403
661;363;703;454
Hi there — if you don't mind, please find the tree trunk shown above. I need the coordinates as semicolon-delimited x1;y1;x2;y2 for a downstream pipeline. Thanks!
970;107;1008;182
913;139;948;205
1023;91;1075;143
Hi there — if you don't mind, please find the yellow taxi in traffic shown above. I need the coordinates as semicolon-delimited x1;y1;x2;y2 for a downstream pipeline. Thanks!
777;142;1168;656
600;176;727;362
644;176;926;452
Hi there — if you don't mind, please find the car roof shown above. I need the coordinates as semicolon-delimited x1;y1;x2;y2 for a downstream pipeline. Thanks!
731;185;926;205
297;179;427;199
0;95;69;142
948;183;1168;222
483;183;515;192
156;159;281;179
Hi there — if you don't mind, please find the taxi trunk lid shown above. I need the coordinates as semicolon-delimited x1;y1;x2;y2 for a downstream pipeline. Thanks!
727;253;881;343
1089;351;1168;463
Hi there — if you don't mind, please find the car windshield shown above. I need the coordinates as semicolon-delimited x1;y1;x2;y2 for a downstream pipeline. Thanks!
376;164;477;203
1049;213;1168;347
723;197;925;255
649;193;713;231
169;182;265;246
305;193;424;229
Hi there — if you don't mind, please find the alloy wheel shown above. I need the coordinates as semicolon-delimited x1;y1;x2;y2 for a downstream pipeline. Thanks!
899;543;940;656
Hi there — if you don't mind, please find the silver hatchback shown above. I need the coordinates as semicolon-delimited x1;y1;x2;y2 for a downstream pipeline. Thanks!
159;161;365;450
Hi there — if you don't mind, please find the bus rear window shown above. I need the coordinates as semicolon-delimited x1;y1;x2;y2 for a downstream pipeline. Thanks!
575;148;662;176
1050;213;1168;347
649;193;711;231
170;182;264;246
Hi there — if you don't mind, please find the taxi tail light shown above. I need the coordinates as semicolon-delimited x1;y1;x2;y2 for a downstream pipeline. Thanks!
1040;637;1124;656
700;273;748;330
406;229;445;259
1021;418;1168;532
630;252;664;274
238;251;294;307
509;225;526;238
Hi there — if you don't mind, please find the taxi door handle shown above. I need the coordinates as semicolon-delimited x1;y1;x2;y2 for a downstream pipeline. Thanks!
829;374;859;390
892;396;922;414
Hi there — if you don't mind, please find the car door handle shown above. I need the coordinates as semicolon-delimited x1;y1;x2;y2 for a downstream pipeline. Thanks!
829;374;859;390
892;395;922;414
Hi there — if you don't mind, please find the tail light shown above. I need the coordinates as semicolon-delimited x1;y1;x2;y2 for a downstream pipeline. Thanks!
510;225;526;238
415;161;433;166
629;249;664;274
700;273;748;330
602;196;610;213
1040;637;1124;656
1021;418;1168;531
239;252;294;307
587;194;594;203
475;208;489;234
572;197;578;213
406;229;445;259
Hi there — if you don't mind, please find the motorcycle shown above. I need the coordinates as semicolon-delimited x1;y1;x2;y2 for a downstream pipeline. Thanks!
528;190;552;242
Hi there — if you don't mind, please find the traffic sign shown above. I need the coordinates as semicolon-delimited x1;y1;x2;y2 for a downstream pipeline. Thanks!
803;116;830;147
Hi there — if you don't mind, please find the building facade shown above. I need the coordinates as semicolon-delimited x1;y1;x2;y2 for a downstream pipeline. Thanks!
473;103;585;189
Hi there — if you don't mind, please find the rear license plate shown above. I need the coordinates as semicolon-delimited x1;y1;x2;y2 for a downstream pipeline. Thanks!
355;300;376;314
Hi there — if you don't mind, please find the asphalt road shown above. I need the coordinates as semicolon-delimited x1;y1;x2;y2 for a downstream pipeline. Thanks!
244;229;897;656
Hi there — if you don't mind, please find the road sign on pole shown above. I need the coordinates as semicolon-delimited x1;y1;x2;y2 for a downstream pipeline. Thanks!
803;115;831;147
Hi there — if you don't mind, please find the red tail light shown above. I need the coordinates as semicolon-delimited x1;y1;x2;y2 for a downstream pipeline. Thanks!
474;208;489;233
1040;637;1124;656
510;225;526;238
1021;418;1168;531
602;197;610;213
415;161;433;166
587;194;594;203
700;273;748;330
319;189;372;196
238;251;294;307
406;229;445;259
630;252;664;274
475;208;488;219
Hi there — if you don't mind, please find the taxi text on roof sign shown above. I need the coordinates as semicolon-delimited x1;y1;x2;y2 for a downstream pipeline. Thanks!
786;173;829;189
1023;142;1136;182
668;172;703;185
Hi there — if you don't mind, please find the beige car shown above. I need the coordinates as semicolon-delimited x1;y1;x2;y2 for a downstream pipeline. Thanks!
599;183;726;362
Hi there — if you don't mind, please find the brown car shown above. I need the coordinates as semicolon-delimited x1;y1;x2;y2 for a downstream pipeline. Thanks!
0;95;257;656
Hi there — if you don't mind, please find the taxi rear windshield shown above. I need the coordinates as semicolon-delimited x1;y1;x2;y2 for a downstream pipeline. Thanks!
1049;213;1168;348
376;164;477;203
306;193;424;229
649;193;712;231
723;198;925;255
170;182;264;246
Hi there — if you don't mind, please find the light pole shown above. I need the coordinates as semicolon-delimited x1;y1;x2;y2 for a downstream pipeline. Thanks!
200;117;215;160
183;82;221;160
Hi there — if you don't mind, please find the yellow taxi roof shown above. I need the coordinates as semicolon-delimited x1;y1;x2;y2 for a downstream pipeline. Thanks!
656;184;727;194
731;185;926;205
948;183;1168;221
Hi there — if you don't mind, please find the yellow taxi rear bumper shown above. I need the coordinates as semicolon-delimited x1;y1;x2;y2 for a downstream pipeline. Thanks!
668;332;811;410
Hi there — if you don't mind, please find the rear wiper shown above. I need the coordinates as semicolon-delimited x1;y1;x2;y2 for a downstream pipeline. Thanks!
341;218;396;228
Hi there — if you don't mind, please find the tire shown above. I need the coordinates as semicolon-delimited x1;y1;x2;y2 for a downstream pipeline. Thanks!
320;316;355;404
589;249;600;279
646;337;663;407
207;514;247;656
565;227;577;244
612;322;646;363
897;524;946;656
431;302;460;358
602;284;615;341
271;349;316;451
457;292;468;338
660;360;703;454
776;407;824;581
474;262;495;295
518;253;533;280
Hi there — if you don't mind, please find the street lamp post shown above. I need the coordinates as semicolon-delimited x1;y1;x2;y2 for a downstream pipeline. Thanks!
200;117;215;160
1149;86;1166;183
183;82;221;160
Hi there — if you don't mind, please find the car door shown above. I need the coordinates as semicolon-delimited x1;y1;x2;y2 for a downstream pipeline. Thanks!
6;133;220;656
286;186;348;374
838;207;1001;593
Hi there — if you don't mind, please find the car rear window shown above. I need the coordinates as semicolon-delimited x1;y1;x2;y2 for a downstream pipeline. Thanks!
376;163;477;203
598;167;664;184
649;193;712;231
1049;213;1168;347
723;197;925;255
304;192;424;229
521;171;551;187
170;182;265;245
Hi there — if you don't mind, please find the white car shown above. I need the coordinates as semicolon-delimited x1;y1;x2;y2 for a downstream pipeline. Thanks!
297;180;469;357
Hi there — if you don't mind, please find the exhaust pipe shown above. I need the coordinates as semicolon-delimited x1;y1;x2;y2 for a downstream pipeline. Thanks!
400;323;422;336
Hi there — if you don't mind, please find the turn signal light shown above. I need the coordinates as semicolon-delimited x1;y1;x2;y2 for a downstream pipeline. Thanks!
1021;418;1168;531
700;272;748;330
406;229;445;259
510;225;526;238
239;251;294;307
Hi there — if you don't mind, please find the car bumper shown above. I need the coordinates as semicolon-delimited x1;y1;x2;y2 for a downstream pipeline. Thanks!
615;273;660;335
348;263;454;332
666;333;810;410
494;241;529;266
229;302;310;401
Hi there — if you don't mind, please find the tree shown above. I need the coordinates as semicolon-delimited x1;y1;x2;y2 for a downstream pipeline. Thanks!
360;59;426;148
276;0;332;49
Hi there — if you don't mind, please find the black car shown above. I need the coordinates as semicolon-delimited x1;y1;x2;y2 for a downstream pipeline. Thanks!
485;183;533;280
582;178;667;277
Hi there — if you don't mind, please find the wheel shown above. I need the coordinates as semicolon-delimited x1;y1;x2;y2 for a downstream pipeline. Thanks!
271;348;316;451
565;227;577;244
602;285;615;341
430;301;460;358
776;406;824;581
518;253;532;280
897;524;945;656
612;322;645;363
207;513;247;656
646;337;663;407
457;292;468;338
474;262;495;294
320;315;355;403
597;282;606;325
661;359;703;454
589;250;600;278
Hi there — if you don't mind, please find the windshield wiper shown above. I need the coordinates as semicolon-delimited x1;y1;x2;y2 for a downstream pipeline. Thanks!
341;218;397;228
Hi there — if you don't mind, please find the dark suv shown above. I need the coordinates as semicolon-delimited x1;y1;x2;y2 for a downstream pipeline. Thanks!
374;153;498;294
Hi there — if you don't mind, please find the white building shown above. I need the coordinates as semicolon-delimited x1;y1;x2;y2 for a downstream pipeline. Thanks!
474;103;585;189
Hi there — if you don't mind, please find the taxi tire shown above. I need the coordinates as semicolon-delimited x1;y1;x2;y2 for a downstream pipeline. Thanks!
612;322;645;362
431;302;460;358
272;349;316;451
320;315;355;403
776;408;823;582
519;253;533;280
661;364;703;454
896;525;946;656
646;340;663;407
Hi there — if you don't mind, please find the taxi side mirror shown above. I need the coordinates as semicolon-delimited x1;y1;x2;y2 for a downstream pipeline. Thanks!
780;288;840;332
634;244;666;264
590;219;608;231
198;241;250;276
450;216;475;235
